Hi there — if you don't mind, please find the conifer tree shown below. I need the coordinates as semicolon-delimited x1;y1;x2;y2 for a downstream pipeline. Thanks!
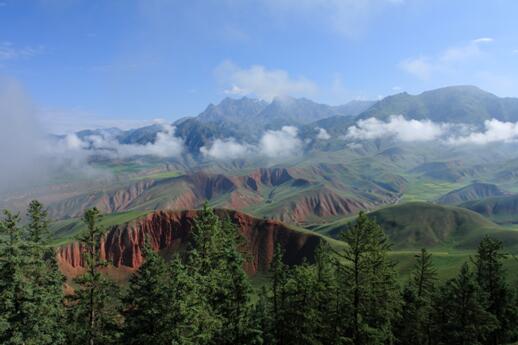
0;210;27;344
431;262;497;345
66;207;121;345
336;211;401;345
185;204;257;344
123;241;173;344
396;248;436;345
472;236;518;344
270;243;289;345
0;203;66;345
24;201;66;345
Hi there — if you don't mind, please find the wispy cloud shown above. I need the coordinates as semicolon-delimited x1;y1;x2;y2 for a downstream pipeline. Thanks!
0;42;44;61
38;108;159;134
400;38;494;80
263;0;404;38
215;61;317;101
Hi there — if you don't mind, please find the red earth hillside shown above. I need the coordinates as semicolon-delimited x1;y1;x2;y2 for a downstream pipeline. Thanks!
57;209;322;280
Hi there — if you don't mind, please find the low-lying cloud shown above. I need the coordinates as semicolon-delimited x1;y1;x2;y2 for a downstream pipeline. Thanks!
71;123;184;159
345;115;518;146
316;127;331;140
345;115;449;142
201;126;303;160
448;119;518;145
200;138;252;160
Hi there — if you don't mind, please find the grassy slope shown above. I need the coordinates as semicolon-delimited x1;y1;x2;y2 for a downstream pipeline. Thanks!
460;194;518;224
313;202;518;251
49;209;150;246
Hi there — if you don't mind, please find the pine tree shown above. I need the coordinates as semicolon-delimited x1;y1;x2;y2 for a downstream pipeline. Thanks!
24;201;66;345
0;210;27;344
313;242;340;345
66;207;121;345
396;248;436;345
336;211;401;345
217;216;259;343
472;236;518;344
270;243;289;345
123;241;173;344
0;203;66;345
431;262;497;345
185;204;257;344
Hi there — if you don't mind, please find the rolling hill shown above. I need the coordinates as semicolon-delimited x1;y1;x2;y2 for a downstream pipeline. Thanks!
437;182;505;204
460;194;518;224
316;202;518;251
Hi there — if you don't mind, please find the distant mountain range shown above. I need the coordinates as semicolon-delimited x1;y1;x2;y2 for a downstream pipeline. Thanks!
358;85;518;124
69;85;518;160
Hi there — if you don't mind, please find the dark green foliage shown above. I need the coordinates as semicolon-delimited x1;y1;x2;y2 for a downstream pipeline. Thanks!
337;211;401;345
185;204;257;345
3;202;518;345
431;263;497;345
472;236;518;344
396;248;437;345
66;207;122;345
122;242;173;344
0;202;66;345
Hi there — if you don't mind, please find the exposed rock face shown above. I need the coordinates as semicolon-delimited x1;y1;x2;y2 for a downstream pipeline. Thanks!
57;209;321;279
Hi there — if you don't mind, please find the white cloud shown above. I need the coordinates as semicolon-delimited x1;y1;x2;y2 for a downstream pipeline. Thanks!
345;115;449;142
259;126;303;158
76;123;184;159
200;138;252;160
400;38;494;80
344;116;518;146
449;119;518;145
316;127;331;140
215;61;317;101
200;126;303;161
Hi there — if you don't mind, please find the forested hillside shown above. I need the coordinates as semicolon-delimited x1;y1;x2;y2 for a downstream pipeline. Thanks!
1;201;517;345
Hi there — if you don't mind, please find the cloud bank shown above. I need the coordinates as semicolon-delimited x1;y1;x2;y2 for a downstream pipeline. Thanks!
448;119;518;145
345;116;518;146
58;122;184;159
201;126;303;160
346;115;449;142
200;138;252;160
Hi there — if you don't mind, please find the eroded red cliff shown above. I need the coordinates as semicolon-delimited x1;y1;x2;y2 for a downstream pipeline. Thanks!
56;209;321;280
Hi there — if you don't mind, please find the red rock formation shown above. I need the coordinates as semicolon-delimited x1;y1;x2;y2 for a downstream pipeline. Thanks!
57;209;321;279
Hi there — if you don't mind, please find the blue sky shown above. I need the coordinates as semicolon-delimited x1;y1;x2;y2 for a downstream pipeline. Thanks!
1;0;518;132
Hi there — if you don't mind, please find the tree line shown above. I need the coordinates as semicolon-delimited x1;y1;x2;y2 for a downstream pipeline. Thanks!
0;201;517;345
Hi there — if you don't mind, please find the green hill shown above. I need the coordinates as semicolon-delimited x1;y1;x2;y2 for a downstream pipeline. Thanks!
437;182;505;204
460;194;518;224
316;202;518;251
